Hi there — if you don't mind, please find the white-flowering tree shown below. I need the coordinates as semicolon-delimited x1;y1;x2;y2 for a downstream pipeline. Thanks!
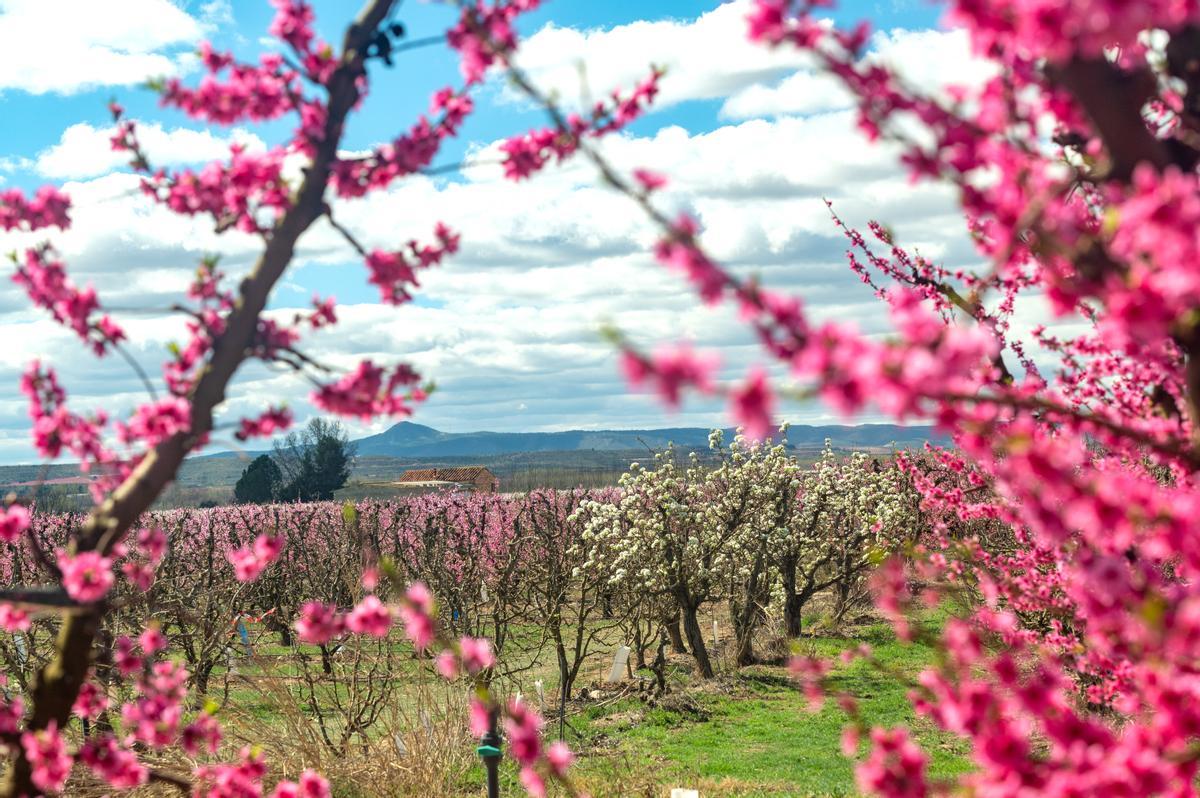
773;443;917;637
583;446;727;677
703;429;798;666
583;430;799;675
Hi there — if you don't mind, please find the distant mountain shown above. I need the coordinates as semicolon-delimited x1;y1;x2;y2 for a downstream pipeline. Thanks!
351;421;947;458
0;421;948;496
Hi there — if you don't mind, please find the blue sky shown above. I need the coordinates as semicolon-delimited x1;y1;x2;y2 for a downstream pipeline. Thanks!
0;0;1003;464
0;1;943;182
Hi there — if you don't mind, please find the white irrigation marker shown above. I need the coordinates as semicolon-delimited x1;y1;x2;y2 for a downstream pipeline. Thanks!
606;645;631;683
670;789;700;798
535;679;545;708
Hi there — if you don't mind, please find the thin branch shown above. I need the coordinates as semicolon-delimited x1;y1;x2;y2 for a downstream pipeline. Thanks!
391;34;446;53
146;768;191;793
421;157;502;176
0;588;79;610
114;342;159;401
323;208;370;259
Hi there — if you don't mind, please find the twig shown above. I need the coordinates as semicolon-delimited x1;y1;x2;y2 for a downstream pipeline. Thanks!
323;208;370;259
114;342;160;401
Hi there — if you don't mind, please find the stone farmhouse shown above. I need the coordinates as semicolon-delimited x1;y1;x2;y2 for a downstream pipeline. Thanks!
394;466;500;493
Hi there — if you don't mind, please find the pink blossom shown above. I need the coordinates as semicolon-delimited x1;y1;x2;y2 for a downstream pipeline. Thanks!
73;681;110;721
841;726;860;757
435;649;459;679
620;344;719;409
13;245;124;354
269;0;316;54
139;625;167;655
504;699;544;766
855;727;927;798
399;582;436;650
0;503;30;543
0;604;30;632
235;405;293;441
364;224;459;306
632;168;667;192
136;526;167;563
346;595;392;637
519;767;546;798
57;550;114;604
270;770;331;798
21;721;72;793
788;655;830;711
226;533;284;581
446;1;542;84
122;560;156;592
0;185;71;232
730;368;775;441
0;695;23;735
79;734;146;789
114;635;144;677
469;699;491;738
459;636;495;675
312;360;425;420
115;397;191;447
295;602;345;644
546;741;574;776
181;712;222;756
194;747;268;797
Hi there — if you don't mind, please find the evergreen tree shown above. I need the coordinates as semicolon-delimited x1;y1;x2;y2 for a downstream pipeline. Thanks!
234;454;282;504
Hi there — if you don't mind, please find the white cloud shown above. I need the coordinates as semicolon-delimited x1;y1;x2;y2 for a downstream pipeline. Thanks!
511;3;995;122
199;0;234;29
0;43;1043;464
0;105;973;461
508;0;815;110
0;155;33;174
720;27;997;119
0;0;204;94
720;70;850;119
35;122;266;179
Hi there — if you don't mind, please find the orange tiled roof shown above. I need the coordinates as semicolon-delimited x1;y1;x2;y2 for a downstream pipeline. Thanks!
396;466;496;483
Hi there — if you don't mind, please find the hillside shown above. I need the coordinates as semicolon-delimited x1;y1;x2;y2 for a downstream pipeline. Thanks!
351;421;946;457
0;421;947;494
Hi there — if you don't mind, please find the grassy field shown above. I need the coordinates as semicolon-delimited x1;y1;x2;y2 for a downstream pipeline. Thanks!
557;621;969;797
183;613;966;797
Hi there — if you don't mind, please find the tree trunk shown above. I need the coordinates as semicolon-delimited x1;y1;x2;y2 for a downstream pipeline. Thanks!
193;665;212;699
272;615;293;647
556;642;573;702
632;620;647;669
732;600;757;667
732;550;766;666
680;604;714;678
667;613;688;655
781;557;803;638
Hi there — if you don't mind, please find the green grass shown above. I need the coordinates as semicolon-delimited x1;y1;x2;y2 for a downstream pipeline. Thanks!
203;614;969;796
567;621;971;797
